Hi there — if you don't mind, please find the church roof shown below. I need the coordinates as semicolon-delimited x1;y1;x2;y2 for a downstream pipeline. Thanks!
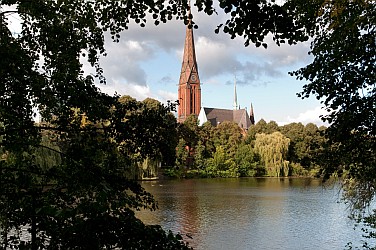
199;107;252;129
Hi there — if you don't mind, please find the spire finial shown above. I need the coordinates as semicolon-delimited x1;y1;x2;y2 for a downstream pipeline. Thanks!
188;0;192;26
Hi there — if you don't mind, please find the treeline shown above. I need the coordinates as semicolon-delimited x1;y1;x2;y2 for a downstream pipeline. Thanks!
34;98;327;180
171;115;327;178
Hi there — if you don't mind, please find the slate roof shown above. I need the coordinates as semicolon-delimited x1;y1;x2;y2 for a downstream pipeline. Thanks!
200;107;253;129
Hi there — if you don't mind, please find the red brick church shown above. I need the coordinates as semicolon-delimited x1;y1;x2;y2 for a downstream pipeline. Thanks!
177;20;255;129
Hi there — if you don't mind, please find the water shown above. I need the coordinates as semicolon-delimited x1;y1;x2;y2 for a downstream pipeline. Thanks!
137;178;370;250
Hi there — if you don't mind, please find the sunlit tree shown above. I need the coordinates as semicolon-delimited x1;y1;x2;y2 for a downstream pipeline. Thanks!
254;132;290;177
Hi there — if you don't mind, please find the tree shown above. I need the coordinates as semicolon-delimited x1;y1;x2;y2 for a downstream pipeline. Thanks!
212;0;310;47
208;146;227;172
175;115;200;170
290;0;375;207
1;104;189;249
279;122;326;176
193;140;206;170
118;96;178;167
177;114;200;151
234;143;260;177
197;121;215;159
247;119;267;141
212;121;243;158
254;132;290;177
205;145;237;177
247;119;279;142
113;96;178;179
176;138;189;169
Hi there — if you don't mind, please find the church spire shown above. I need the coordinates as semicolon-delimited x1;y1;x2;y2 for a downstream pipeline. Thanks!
180;3;198;85
233;75;238;110
249;102;255;125
177;3;201;123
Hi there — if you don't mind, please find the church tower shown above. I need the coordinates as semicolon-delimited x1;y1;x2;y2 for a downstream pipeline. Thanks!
177;12;201;123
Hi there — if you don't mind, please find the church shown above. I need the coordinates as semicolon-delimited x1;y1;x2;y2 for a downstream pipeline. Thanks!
177;20;255;129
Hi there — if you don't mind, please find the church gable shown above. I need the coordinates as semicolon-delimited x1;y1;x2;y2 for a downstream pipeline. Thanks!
233;109;252;129
203;108;233;126
199;107;252;129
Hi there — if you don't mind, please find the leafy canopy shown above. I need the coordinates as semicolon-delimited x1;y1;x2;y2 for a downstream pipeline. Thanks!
290;0;375;207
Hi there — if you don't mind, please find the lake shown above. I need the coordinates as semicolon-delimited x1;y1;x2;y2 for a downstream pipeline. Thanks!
137;178;370;250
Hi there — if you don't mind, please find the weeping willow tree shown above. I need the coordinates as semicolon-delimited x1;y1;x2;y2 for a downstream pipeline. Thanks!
254;132;290;177
33;132;61;171
137;157;161;180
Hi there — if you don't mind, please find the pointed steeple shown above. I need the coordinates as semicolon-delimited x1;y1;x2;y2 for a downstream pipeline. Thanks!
249;102;255;125
177;3;201;123
179;7;199;85
233;75;238;110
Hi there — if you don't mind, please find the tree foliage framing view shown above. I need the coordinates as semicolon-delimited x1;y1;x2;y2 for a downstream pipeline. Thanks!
0;0;375;249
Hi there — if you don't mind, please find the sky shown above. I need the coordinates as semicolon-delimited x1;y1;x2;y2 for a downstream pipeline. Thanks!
89;8;328;126
4;3;328;126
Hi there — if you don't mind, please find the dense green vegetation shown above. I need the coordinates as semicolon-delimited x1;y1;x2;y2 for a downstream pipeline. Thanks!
170;115;326;178
31;105;327;181
0;95;188;249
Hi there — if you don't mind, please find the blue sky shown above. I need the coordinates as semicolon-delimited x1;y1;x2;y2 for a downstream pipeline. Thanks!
4;3;328;126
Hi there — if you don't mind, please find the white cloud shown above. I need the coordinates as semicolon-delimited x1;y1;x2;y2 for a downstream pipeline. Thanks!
157;90;177;102
96;80;176;105
279;106;330;126
250;35;312;67
96;80;154;101
98;39;156;86
195;36;240;78
194;36;292;86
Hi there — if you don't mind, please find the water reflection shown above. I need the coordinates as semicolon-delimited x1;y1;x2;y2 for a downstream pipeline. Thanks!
137;178;368;250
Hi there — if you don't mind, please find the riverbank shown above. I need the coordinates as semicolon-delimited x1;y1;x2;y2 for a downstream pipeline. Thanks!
161;166;320;179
